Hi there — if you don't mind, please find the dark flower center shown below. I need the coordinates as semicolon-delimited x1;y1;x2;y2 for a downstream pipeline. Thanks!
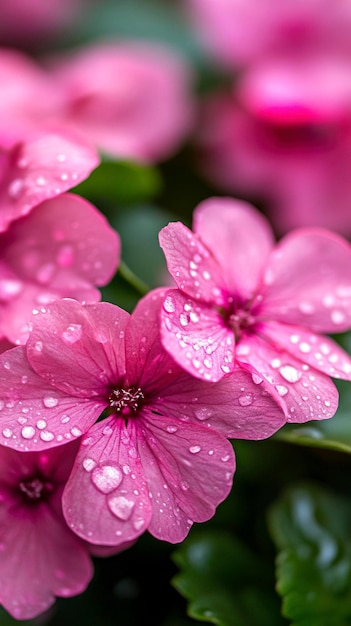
18;476;53;503
108;387;145;416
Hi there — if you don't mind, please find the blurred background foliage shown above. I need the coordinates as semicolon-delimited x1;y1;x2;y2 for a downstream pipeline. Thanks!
4;0;351;625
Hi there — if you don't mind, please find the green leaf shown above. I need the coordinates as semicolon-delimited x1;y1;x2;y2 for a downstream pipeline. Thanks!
274;379;351;454
72;159;162;206
172;531;285;626
268;483;351;626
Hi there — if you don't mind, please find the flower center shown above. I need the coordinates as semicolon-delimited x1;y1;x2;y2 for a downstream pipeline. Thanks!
228;308;256;342
108;386;144;416
18;476;53;503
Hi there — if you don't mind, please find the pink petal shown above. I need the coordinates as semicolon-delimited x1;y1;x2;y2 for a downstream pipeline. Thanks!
63;417;153;546
193;197;274;299
26;299;128;396
159;222;228;305
137;412;235;543
0;503;92;620
151;363;286;439
237;335;339;423
263;321;351;381
1;193;120;344
160;288;234;382
0;346;105;451
261;229;351;332
0;132;99;232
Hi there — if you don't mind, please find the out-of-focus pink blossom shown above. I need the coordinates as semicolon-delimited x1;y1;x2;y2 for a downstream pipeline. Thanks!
46;40;195;162
185;0;351;68
0;292;286;545
0;130;100;231
0;440;93;620
159;197;351;422
196;55;351;235
0;193;120;344
0;0;83;46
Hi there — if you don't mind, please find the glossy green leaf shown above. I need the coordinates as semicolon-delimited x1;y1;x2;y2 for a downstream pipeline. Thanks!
268;483;351;626
72;159;162;206
172;531;285;626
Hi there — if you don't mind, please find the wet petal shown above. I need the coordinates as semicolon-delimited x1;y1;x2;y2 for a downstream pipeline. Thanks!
193;197;274;298
63;417;152;546
263;321;351;381
26;299;128;396
261;230;351;332
138;412;235;543
237;335;339;423
160;289;235;382
151;363;286;439
0;346;105;451
0;131;99;232
159;222;227;305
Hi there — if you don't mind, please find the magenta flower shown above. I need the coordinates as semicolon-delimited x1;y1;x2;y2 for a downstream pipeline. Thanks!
185;0;351;68
158;197;351;422
46;40;194;162
0;130;99;232
0;192;120;344
0;440;93;620
0;291;286;545
196;56;351;236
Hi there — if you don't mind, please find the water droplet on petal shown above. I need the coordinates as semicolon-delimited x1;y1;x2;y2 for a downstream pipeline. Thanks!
163;296;175;313
238;393;253;407
43;395;58;408
331;310;345;325
0;278;23;300
40;431;54;442
189;445;201;454
8;178;24;199
108;495;135;520
91;464;123;494
2;428;12;438
276;384;289;396
21;426;35;439
279;365;302;383
62;324;82;343
83;458;96;472
34;341;43;352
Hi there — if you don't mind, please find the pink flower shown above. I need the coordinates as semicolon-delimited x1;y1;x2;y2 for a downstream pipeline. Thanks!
158;197;351;422
0;192;120;344
0;130;100;232
0;440;93;620
185;0;351;68
0;291;286;545
46;40;194;162
196;56;351;235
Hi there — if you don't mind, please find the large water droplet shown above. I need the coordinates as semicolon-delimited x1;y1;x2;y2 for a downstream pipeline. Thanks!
21;426;36;439
238;393;253;407
163;296;175;313
91;464;123;494
279;364;302;383
62;324;82;343
189;445;201;454
43;395;58;408
108;495;135;520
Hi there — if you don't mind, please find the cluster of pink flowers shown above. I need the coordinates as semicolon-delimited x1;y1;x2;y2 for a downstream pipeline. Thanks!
185;0;351;236
1;4;351;620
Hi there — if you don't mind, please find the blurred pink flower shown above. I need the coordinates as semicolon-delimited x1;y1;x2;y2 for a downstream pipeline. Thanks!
196;57;351;235
185;0;351;68
0;291;286;545
0;130;100;232
46;40;195;162
0;440;93;620
0;193;120;344
0;0;83;46
159;197;351;422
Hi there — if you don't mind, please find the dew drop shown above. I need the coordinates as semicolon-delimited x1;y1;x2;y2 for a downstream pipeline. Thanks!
238;393;253;407
83;458;96;472
276;385;289;396
298;301;315;314
21;426;35;439
189;445;201;454
163;296;175;313
331;310;345;325
91;464;123;494
34;341;43;353
279;365;302;383
36;419;47;430
2;428;12;438
43;395;58;408
8;178;24;198
108;495;135;520
40;431;54;442
62;324;82;343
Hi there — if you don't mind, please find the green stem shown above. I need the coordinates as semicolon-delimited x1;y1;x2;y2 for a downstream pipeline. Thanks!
118;259;150;296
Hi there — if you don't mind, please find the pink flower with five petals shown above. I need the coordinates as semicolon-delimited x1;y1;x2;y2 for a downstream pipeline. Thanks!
0;290;286;546
0;440;93;620
158;197;351;422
